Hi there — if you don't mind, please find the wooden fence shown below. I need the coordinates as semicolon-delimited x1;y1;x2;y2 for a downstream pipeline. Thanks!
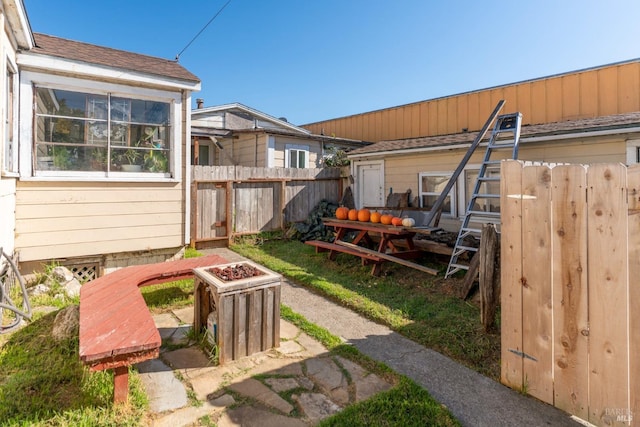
501;160;640;427
191;166;347;245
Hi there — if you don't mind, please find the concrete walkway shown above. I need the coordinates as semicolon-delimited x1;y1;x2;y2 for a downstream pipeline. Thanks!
202;248;581;427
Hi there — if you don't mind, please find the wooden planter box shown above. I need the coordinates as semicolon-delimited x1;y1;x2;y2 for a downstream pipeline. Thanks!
193;261;281;364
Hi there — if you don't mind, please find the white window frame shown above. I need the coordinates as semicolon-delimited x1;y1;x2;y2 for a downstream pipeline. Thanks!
19;71;182;182
626;138;640;165
285;144;309;169
418;172;455;217
2;58;18;175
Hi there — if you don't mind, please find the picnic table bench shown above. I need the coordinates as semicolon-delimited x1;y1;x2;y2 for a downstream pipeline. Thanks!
306;218;438;276
79;253;227;403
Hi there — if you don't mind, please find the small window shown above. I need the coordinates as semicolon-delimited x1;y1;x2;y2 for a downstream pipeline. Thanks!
285;144;309;168
419;173;455;216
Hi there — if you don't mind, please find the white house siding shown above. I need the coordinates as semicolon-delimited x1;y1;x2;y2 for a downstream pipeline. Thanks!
0;181;16;254
15;181;184;262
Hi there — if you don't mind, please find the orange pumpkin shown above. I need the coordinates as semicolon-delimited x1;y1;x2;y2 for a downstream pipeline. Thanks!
335;206;349;220
370;211;382;223
348;209;359;221
380;214;393;225
357;209;371;222
391;217;403;226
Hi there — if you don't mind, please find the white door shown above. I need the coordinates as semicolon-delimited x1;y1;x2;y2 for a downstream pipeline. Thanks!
356;161;384;208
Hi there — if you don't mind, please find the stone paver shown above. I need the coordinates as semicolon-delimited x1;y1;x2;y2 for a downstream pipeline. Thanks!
280;319;299;339
277;339;305;355
337;356;392;402
293;392;342;424
136;359;187;413
265;377;301;392
216;406;308;427
228;378;294;414
172;306;194;324
151;398;233;427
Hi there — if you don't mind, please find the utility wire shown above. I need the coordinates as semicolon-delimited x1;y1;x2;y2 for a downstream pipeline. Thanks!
175;0;233;61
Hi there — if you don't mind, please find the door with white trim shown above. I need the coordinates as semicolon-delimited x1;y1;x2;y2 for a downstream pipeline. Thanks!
356;161;384;208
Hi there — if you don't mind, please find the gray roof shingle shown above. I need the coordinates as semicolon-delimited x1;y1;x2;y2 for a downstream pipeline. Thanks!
349;112;640;156
32;33;200;84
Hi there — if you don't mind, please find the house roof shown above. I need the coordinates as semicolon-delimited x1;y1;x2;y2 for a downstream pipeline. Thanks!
192;102;311;135
31;33;200;84
348;112;640;157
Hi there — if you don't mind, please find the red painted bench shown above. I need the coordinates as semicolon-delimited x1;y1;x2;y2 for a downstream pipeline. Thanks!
79;254;227;403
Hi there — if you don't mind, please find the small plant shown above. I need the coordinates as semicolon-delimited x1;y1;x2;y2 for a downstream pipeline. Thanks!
144;149;168;172
52;146;73;170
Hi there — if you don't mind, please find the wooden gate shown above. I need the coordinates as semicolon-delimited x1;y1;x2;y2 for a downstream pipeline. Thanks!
501;160;640;427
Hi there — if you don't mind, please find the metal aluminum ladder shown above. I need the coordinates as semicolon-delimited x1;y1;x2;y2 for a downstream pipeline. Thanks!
445;112;522;278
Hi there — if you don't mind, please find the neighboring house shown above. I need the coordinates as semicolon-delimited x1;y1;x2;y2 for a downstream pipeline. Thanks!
0;0;33;257
191;102;368;168
302;59;640;230
1;1;201;276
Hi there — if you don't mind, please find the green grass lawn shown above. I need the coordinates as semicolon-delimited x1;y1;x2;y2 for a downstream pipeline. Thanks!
231;234;500;380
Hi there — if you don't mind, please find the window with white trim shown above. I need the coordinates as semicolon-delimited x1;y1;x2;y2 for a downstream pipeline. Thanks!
3;64;17;173
34;87;171;176
419;172;455;216
285;144;308;168
626;139;640;165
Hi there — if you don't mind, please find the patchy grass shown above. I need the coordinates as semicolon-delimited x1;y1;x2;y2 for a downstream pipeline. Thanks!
231;234;500;379
0;310;148;426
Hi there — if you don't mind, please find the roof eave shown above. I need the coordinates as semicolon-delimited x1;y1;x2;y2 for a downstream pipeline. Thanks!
348;126;640;159
17;52;201;91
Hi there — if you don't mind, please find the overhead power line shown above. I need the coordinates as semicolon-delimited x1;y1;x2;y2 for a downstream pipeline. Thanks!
175;0;233;61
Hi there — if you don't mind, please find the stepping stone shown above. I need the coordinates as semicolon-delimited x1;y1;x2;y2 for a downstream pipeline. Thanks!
265;377;300;392
280;319;299;340
151;397;232;427
136;359;188;413
296;332;328;356
293;392;341;423
228;378;294;414
305;357;349;405
172;306;194;324
217;406;306;427
336;356;392;402
162;347;213;371
276;340;305;355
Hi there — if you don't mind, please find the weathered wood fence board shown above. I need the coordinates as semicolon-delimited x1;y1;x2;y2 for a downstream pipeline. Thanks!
191;166;346;244
501;160;636;427
550;165;588;421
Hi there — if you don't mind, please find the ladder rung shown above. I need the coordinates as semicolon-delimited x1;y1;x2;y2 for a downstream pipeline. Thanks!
454;245;478;253
449;263;470;271
461;227;481;234
472;193;500;199
467;210;500;217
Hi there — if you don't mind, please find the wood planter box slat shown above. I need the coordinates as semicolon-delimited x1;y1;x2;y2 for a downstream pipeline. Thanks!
193;261;281;364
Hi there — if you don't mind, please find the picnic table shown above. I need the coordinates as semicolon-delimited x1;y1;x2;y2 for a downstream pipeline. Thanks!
305;218;438;276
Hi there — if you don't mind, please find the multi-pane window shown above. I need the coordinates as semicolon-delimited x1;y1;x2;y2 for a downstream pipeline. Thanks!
34;87;171;174
286;144;308;168
419;173;454;215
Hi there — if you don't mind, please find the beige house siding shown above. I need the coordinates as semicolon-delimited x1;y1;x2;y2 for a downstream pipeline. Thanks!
273;136;322;168
356;136;629;230
15;181;183;261
0;180;16;253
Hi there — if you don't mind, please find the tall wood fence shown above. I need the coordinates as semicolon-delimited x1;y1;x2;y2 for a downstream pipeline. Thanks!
191;166;347;245
500;160;640;427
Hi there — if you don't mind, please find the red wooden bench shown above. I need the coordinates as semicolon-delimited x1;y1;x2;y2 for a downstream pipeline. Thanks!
79;254;227;403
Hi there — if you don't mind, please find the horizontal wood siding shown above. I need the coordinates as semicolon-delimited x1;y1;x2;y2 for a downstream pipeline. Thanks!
15;181;184;261
376;137;626;219
304;61;640;142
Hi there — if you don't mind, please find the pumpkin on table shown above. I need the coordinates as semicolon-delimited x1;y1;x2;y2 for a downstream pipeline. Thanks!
380;214;393;225
391;217;403;226
348;209;359;221
335;206;349;220
370;211;382;223
357;209;371;222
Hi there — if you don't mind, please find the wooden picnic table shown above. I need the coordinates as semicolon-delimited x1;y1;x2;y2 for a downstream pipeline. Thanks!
305;218;437;276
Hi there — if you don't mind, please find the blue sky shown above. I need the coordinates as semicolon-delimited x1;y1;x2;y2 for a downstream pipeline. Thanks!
24;0;640;126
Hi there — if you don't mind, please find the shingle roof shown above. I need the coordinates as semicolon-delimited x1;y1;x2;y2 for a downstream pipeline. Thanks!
349;112;640;156
32;33;200;84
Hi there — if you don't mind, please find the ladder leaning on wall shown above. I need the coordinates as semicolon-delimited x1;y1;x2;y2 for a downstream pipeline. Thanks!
445;112;523;279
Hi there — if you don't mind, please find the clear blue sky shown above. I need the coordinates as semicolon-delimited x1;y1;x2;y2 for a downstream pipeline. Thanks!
24;0;640;126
